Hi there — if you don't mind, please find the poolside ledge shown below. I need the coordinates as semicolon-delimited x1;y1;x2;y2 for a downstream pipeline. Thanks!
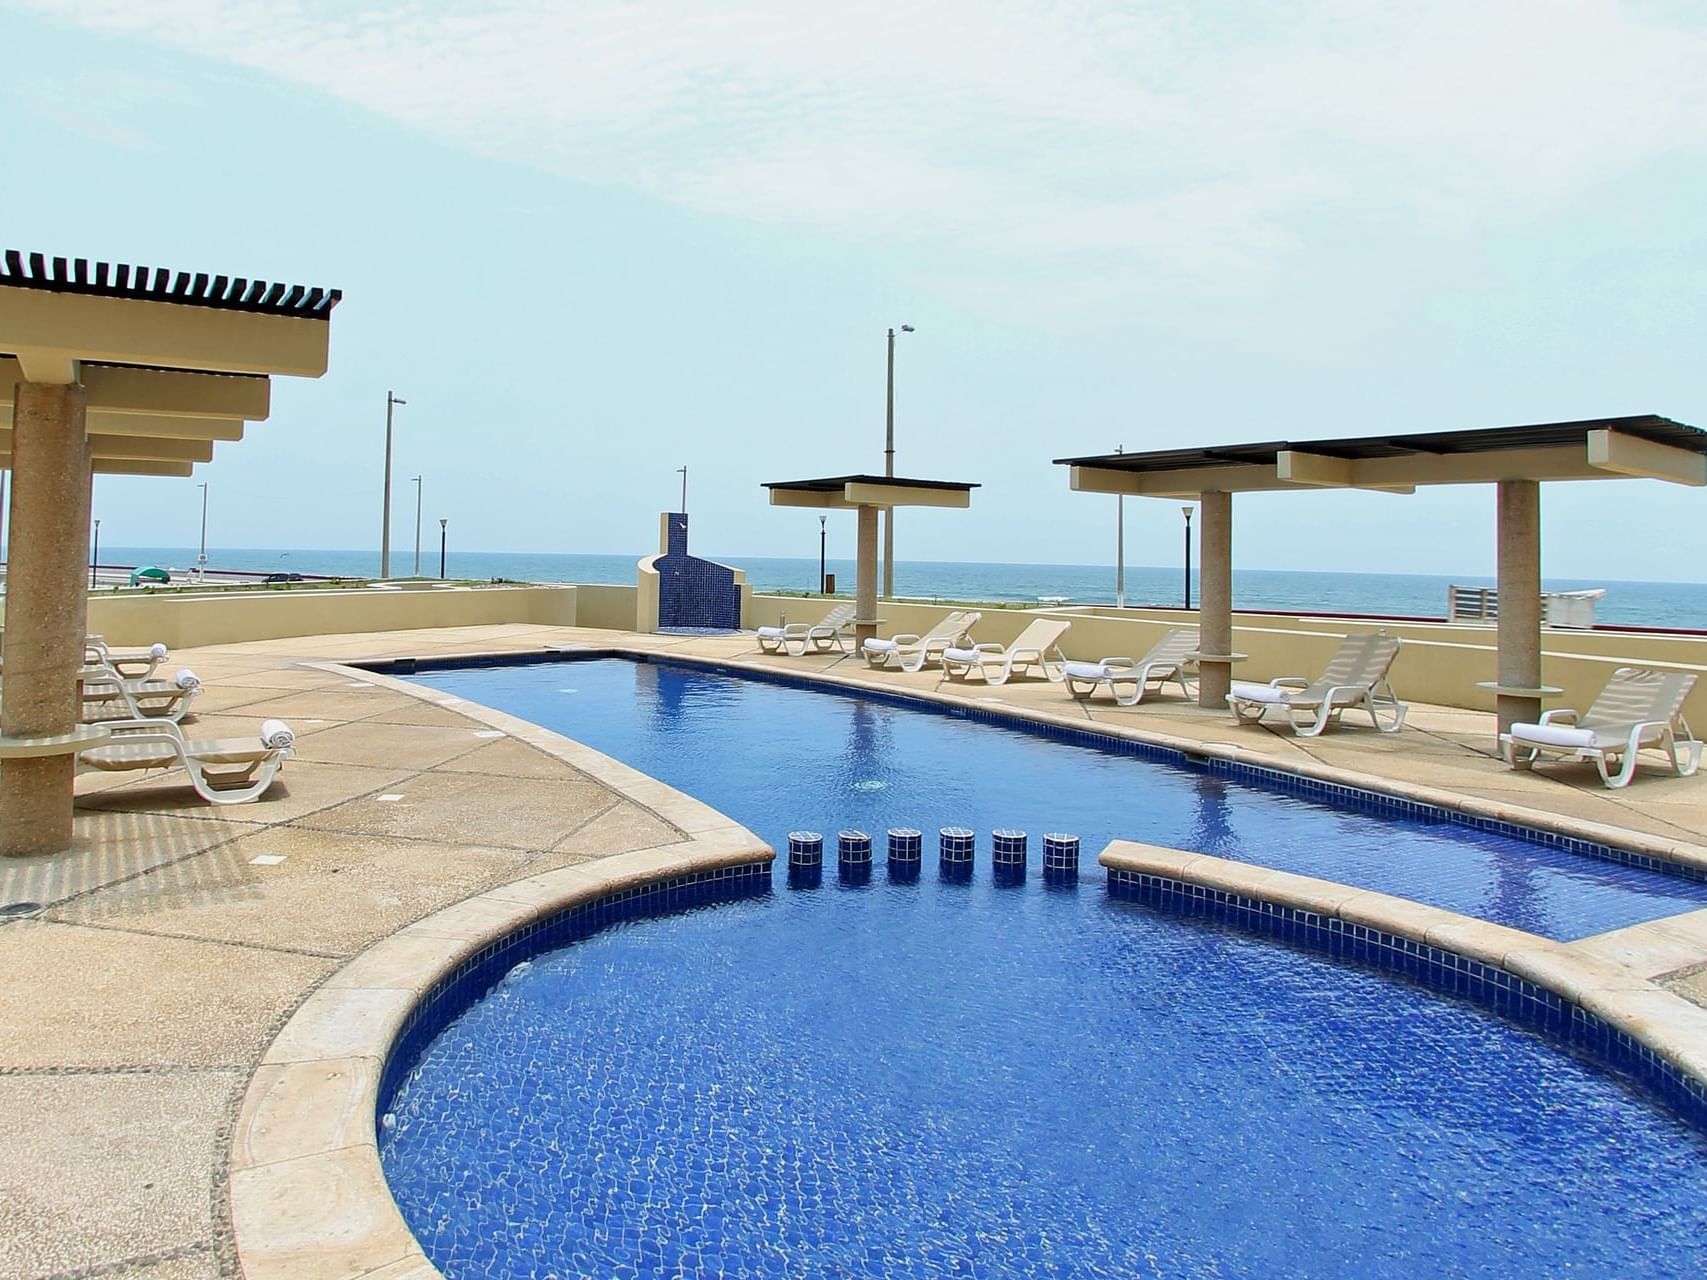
1099;840;1707;1091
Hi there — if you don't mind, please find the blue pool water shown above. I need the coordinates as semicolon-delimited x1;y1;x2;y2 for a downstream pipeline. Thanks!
379;658;1707;1278
409;657;1707;940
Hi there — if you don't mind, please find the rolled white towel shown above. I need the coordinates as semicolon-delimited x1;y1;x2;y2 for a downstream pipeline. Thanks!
174;668;202;690
862;638;898;654
1507;721;1597;750
1229;681;1290;704
150;642;169;661
1063;660;1113;682
942;647;983;664
756;625;786;639
259;718;295;750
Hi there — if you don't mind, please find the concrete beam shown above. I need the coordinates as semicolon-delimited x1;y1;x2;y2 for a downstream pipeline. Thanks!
1071;464;1290;497
1587;428;1707;486
0;288;331;377
0;452;197;477
842;481;971;509
769;489;845;510
0;431;212;463
84;412;247;442
1276;451;1416;495
0;406;245;440
0;357;271;419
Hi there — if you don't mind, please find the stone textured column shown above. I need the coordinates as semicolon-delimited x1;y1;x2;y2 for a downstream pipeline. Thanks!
1496;478;1542;734
1197;490;1234;708
855;503;880;647
1;381;92;856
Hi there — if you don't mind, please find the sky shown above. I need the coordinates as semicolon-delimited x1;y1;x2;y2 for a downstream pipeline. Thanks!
4;0;1707;581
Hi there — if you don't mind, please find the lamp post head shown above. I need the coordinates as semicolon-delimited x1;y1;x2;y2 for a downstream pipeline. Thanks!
440;517;448;531
1182;505;1193;523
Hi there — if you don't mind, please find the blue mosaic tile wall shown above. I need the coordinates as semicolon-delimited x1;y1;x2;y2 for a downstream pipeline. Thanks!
1107;867;1707;1128
656;513;741;631
378;863;772;1115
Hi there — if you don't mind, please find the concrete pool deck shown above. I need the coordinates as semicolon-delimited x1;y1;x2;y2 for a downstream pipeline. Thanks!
7;620;1707;1279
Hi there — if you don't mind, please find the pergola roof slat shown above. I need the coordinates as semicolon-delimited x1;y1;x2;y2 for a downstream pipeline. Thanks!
0;252;342;320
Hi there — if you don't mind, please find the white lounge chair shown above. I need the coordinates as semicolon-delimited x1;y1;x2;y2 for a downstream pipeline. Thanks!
1063;628;1199;706
77;717;295;805
862;610;982;672
79;664;202;724
942;618;1072;686
756;603;857;656
1502;667;1702;789
86;637;171;681
1228;632;1407;736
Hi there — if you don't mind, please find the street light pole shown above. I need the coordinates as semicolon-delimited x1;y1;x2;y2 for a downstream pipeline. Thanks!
381;391;406;578
1115;444;1125;608
439;517;448;579
412;476;423;576
677;466;688;514
90;518;100;588
882;324;913;598
197;482;209;581
819;515;827;593
1182;505;1194;611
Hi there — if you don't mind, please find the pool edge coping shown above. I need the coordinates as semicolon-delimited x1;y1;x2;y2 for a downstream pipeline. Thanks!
227;644;1707;1280
227;659;775;1280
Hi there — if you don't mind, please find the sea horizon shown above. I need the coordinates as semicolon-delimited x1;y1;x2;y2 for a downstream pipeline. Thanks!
99;544;1707;630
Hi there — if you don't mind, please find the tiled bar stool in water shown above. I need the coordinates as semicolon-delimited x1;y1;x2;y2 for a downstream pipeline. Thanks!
788;830;824;889
992;829;1027;886
839;830;873;886
887;828;922;883
1042;833;1080;885
940;826;975;883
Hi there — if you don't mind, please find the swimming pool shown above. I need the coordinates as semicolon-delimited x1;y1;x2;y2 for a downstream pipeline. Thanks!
407;656;1707;940
378;656;1707;1279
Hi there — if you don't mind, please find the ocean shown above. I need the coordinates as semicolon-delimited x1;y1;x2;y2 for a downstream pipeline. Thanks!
102;545;1707;630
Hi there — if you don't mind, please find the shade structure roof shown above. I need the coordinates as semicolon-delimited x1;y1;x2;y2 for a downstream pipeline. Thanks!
1057;415;1707;497
1;250;342;477
764;474;979;510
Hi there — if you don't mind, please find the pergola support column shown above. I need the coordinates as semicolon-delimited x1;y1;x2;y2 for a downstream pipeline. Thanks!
1197;490;1234;708
1495;479;1543;734
1;381;92;856
855;503;880;648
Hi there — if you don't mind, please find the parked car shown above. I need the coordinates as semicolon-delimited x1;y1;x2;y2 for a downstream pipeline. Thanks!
262;572;305;584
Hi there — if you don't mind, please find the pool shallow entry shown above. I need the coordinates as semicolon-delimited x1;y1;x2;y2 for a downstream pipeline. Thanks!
407;657;1707;940
380;875;1707;1279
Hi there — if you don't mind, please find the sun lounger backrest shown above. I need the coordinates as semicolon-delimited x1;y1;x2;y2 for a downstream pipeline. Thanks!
1146;628;1200;664
1581;668;1697;731
1308;632;1400;695
1008;617;1071;653
819;603;856;629
922;610;973;642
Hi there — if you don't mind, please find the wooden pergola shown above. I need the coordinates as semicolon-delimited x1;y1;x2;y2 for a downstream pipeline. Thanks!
763;474;977;646
1058;415;1707;730
0;252;341;855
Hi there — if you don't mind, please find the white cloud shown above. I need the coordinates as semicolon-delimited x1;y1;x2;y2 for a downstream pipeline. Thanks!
11;0;1707;289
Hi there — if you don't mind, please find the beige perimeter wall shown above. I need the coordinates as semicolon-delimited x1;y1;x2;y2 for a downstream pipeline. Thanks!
12;582;1707;725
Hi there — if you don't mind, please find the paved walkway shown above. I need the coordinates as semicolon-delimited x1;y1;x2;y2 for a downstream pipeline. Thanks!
4;621;1707;1279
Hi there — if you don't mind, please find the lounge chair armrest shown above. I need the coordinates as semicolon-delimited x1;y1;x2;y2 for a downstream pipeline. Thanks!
889;634;923;646
1537;709;1579;726
1098;657;1136;671
1270;677;1309;689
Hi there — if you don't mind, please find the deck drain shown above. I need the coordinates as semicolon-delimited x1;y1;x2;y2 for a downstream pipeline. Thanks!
0;901;44;921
